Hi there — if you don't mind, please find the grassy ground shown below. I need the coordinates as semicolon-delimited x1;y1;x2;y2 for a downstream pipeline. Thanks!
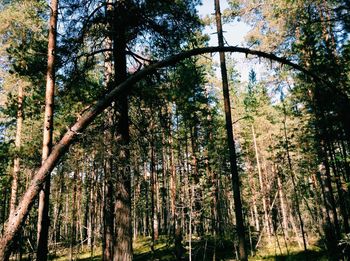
48;236;329;260
249;243;327;261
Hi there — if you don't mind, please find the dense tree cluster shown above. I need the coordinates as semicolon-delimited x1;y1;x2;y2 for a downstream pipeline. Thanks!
0;0;349;260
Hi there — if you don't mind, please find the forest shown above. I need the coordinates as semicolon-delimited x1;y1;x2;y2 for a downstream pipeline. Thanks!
0;0;350;260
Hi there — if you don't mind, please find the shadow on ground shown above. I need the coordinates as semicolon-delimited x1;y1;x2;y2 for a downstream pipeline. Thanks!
77;237;237;261
255;249;327;261
53;237;330;260
77;249;328;261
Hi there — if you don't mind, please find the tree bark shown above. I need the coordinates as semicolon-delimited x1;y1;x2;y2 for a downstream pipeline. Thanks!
102;3;114;257
9;84;23;218
168;104;177;236
150;138;157;255
37;1;58;260
112;2;132;259
161;129;168;235
69;170;78;261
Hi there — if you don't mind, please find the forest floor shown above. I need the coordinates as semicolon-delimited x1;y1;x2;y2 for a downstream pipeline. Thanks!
46;236;329;261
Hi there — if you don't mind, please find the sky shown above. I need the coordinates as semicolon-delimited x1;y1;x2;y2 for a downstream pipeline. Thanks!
197;0;250;46
196;0;259;82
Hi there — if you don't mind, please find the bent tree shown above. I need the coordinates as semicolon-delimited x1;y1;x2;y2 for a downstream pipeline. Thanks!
0;46;316;260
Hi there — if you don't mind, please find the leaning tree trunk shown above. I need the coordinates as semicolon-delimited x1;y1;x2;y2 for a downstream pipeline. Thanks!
37;1;58;260
214;0;248;260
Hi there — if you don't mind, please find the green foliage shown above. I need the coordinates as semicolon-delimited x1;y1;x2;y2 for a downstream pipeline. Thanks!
0;140;11;184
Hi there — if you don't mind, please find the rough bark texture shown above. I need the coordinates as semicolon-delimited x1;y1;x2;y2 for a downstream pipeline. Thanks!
37;1;58;260
0;45;315;260
103;127;114;261
112;2;132;259
102;2;114;259
214;0;248;259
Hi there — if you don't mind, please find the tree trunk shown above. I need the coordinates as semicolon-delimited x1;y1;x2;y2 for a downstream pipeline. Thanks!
322;148;341;238
252;125;271;238
69;170;78;261
112;2;132;259
103;130;115;260
150;139;157;255
133;160;140;240
9;84;23;218
214;0;247;259
161;129;168;235
277;172;288;235
282;107;307;251
168;104;177;236
102;2;114;259
144;162;150;237
205;107;221;238
339;139;350;182
190;125;204;237
328;142;350;233
102;44;114;261
37;1;58;260
52;169;63;246
249;165;260;233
